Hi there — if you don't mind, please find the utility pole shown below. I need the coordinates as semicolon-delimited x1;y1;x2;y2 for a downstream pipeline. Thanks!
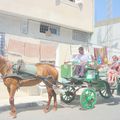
106;0;113;59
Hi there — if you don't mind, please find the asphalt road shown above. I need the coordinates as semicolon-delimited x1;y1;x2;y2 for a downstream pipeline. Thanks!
1;95;120;120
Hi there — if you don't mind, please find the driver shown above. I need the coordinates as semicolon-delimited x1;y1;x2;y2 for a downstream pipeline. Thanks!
72;47;91;77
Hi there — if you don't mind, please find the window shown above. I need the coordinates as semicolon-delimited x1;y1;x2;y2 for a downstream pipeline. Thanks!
69;0;75;2
60;0;77;7
40;23;60;35
72;30;90;42
40;24;49;33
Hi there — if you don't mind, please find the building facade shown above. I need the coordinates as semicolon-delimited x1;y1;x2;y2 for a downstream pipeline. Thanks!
0;0;94;64
90;17;120;59
0;0;94;43
0;0;94;95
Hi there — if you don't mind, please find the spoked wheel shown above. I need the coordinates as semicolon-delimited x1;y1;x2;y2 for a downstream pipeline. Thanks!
61;86;75;103
80;88;97;109
110;83;116;95
98;80;112;98
109;78;120;95
111;89;115;94
117;84;120;95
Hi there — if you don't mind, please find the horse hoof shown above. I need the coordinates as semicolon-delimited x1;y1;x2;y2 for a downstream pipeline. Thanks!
9;112;17;118
79;107;86;110
53;107;57;111
9;111;14;116
43;108;49;113
12;115;17;119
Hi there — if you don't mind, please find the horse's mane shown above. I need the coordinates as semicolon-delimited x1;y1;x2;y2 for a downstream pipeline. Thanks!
35;63;55;67
0;56;12;75
0;56;7;66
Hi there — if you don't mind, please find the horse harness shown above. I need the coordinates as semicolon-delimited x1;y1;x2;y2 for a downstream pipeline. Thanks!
2;62;58;89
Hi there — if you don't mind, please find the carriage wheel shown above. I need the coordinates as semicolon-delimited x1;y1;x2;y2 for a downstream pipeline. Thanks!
61;86;75;103
111;89;115;94
99;80;112;98
117;84;120;95
80;88;96;109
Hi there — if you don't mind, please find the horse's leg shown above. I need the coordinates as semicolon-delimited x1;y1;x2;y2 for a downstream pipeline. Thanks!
6;87;13;116
7;87;10;95
44;87;52;113
44;87;57;112
52;89;57;111
9;84;17;118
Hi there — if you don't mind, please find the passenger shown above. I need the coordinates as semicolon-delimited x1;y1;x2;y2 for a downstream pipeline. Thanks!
116;56;120;76
107;55;119;84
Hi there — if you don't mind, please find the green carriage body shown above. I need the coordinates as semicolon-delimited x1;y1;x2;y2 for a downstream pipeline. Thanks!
61;63;99;83
61;64;73;79
60;63;112;109
85;67;99;82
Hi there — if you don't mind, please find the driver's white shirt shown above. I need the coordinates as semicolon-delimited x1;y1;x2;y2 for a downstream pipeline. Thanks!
72;54;91;63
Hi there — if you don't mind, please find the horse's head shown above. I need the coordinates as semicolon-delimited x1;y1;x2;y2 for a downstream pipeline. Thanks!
0;56;12;75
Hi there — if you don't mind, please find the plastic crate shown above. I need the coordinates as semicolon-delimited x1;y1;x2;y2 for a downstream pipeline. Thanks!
85;69;98;82
61;64;73;78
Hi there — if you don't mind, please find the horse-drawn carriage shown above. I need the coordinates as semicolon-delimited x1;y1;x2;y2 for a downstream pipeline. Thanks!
10;60;112;109
60;62;112;109
10;60;120;110
1;57;120;118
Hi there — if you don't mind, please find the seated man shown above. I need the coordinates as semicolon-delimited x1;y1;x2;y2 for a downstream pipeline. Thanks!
72;47;91;77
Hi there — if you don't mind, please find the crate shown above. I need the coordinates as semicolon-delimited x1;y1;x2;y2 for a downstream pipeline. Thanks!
85;69;99;82
61;64;73;78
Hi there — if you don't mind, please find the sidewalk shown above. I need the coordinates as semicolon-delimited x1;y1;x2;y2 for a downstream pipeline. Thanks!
0;94;49;106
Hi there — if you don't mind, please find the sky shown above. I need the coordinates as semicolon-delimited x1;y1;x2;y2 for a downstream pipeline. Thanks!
95;0;120;22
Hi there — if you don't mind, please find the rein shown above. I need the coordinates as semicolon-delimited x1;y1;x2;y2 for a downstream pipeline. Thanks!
37;75;58;89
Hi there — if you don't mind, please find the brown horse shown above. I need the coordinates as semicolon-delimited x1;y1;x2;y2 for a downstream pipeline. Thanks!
0;56;58;118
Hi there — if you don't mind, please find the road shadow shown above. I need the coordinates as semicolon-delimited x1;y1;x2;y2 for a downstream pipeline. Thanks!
0;100;70;115
0;101;42;112
96;94;120;106
60;94;120;108
0;100;47;114
1;94;120;115
0;96;83;115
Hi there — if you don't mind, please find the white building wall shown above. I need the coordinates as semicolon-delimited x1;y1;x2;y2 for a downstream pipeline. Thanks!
0;13;91;44
0;0;94;32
